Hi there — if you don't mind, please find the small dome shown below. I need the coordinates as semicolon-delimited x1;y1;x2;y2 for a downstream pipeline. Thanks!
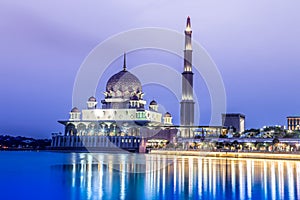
150;100;157;105
164;112;172;117
88;96;97;102
130;94;139;100
71;107;80;113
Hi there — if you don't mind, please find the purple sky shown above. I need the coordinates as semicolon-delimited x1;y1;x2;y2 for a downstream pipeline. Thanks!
1;1;300;138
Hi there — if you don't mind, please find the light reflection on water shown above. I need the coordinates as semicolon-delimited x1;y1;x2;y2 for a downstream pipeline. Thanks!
1;152;299;200
53;153;300;200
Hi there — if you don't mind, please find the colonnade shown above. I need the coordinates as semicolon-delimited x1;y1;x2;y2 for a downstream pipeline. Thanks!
51;135;141;150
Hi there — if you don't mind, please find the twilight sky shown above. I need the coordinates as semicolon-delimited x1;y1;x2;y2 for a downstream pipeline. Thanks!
0;0;300;138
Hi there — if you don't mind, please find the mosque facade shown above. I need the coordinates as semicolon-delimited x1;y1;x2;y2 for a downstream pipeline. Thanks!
51;53;175;152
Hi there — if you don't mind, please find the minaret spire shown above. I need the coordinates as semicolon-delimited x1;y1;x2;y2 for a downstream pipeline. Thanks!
182;16;193;99
184;16;192;69
186;16;191;30
123;52;127;71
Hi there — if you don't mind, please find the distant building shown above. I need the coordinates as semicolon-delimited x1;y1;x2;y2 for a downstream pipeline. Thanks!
222;113;245;133
287;116;300;131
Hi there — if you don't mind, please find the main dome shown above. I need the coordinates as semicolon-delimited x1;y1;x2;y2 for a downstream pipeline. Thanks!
106;69;142;94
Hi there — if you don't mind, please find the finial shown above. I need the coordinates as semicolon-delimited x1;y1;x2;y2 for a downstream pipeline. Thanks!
186;16;191;28
123;52;127;71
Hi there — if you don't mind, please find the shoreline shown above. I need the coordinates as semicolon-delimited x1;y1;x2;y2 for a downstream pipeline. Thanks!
150;150;300;161
2;149;300;161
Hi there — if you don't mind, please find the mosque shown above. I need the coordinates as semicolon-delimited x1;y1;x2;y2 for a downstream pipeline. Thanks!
51;17;225;152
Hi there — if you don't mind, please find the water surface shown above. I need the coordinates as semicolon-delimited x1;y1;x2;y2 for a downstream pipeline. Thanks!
0;152;299;200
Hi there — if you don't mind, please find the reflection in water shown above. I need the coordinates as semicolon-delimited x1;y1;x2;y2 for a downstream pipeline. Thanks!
278;162;284;200
297;163;300;200
53;154;300;200
271;162;276;200
263;161;268;199
231;159;236;197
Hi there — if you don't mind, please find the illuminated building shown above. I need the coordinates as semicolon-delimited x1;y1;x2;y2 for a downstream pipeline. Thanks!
287;116;300;131
222;113;245;133
51;17;225;152
51;53;175;152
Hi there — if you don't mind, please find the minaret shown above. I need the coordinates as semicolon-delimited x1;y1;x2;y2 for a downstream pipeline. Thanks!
180;16;195;137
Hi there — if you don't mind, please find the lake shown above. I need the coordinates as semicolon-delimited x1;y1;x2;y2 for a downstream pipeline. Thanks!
0;151;299;200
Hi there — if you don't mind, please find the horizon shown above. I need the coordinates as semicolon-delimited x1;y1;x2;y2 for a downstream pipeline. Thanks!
1;1;300;138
